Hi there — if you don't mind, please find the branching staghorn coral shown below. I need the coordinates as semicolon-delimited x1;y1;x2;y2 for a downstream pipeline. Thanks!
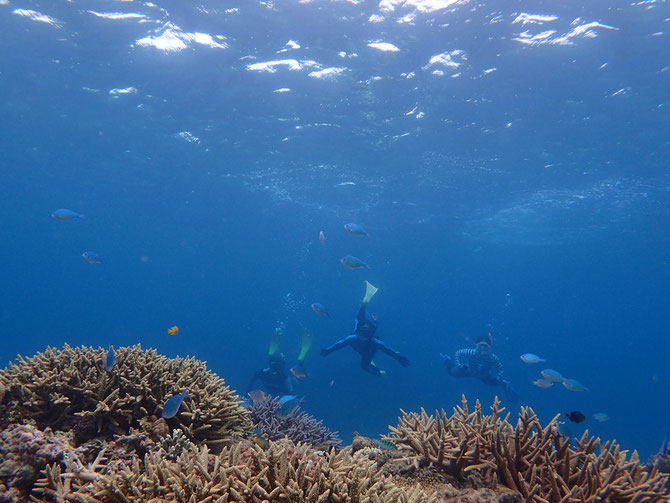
386;395;670;502
33;439;437;503
249;396;342;449
0;344;252;449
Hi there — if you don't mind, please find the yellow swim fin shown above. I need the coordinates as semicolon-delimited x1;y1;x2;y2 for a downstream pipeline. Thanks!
362;281;378;303
297;328;313;362
268;327;283;356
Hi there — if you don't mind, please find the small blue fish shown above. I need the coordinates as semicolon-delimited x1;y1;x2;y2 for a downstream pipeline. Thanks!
340;255;369;269
52;208;85;221
162;391;189;419
82;251;103;263
374;439;397;450
278;394;303;417
562;378;589;392
344;223;370;237
520;353;546;364
105;345;115;372
593;412;610;422
556;422;572;440
541;369;564;382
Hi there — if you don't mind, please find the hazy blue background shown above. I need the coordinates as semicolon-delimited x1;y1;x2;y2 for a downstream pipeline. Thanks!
1;0;669;459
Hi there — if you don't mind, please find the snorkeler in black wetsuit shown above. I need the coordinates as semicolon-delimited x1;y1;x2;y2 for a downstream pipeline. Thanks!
247;352;294;396
320;283;410;375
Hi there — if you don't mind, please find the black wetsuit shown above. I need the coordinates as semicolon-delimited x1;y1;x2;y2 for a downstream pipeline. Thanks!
443;348;518;402
320;303;410;375
248;367;293;396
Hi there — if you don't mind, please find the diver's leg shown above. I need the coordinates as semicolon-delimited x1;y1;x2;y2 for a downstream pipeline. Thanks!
361;357;383;376
372;338;409;366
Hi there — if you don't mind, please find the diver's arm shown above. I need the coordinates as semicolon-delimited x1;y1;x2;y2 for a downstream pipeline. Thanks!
372;338;410;366
493;354;504;382
453;348;473;368
321;335;356;356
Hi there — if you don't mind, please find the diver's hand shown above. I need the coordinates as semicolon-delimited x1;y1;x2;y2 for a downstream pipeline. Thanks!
398;355;410;367
320;348;329;357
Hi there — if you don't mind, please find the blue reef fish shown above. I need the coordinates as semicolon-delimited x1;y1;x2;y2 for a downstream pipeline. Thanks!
592;412;610;422
52;208;85;221
340;255;369;269
162;391;188;419
556;422;572;439
541;369;564;382
344;223;370;237
105;345;115;372
562;378;588;392
533;378;553;389
82;251;103;263
520;353;545;364
278;394;303;417
311;302;330;317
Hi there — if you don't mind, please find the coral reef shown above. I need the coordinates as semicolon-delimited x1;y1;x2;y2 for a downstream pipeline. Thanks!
33;439;437;503
0;344;252;449
385;395;670;502
648;439;670;490
248;396;342;449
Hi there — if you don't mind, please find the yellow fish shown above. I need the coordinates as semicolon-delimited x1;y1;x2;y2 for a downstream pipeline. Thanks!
167;326;179;336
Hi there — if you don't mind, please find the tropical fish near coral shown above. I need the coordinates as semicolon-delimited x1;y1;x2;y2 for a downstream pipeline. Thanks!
248;389;267;403
105;345;115;372
290;364;307;379
344;223;370;237
319;230;326;248
82;251;102;263
562;378;588;392
592;412;610;422
564;410;586;423
311;302;330;317
167;326;179;336
52;208;85;221
162;391;188;419
340;255;369;269
533;378;553;389
278;394;303;417
520;353;546;364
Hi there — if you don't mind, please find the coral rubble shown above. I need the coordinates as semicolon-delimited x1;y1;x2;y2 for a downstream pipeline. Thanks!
248;395;342;449
0;344;252;450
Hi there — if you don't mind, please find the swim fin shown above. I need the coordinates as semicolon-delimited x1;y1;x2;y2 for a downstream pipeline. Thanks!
362;281;378;303
297;328;313;362
268;327;283;356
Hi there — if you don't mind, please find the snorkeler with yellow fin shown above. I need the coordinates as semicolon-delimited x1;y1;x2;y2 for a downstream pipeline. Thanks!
320;281;410;375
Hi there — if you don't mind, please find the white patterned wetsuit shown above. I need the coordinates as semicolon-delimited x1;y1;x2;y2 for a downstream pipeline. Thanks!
447;348;504;386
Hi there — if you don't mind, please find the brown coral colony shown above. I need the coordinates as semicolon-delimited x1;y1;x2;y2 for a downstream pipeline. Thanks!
0;345;667;502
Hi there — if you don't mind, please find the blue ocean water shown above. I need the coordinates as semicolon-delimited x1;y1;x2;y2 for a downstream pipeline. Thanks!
1;0;669;460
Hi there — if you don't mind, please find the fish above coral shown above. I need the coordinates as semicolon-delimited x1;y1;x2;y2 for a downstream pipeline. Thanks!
167;325;179;336
82;251;102;263
344;223;370;237
562;378;589;392
162;391;189;419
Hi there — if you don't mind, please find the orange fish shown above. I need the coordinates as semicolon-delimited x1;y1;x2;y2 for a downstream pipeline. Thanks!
167;326;179;336
290;365;307;378
319;230;326;248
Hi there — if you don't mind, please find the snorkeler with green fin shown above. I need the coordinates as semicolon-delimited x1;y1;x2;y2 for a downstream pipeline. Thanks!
320;281;410;375
248;326;313;396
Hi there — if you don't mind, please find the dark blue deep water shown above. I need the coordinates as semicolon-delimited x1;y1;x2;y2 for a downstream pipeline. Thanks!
1;0;669;459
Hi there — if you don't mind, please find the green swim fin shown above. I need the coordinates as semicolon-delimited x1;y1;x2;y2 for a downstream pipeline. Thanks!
362;281;378;303
268;327;283;356
297;328;313;362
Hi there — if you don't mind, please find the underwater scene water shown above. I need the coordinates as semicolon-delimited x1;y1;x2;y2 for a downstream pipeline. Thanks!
1;0;669;462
